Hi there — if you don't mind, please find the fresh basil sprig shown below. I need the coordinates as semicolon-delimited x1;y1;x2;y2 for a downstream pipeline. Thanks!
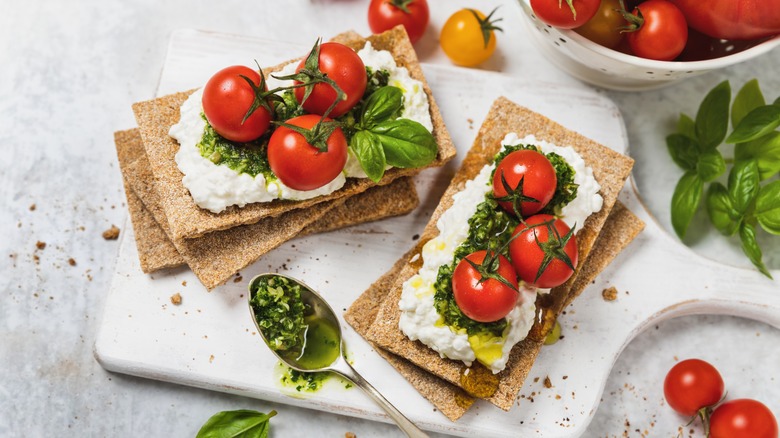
196;409;277;438
667;79;780;278
349;85;437;182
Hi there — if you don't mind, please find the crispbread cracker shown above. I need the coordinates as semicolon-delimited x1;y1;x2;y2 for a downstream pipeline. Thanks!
132;26;455;240
347;201;642;420
365;97;635;410
344;249;476;422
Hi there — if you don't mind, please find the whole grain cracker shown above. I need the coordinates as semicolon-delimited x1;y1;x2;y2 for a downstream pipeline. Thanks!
364;97;635;410
132;26;455;241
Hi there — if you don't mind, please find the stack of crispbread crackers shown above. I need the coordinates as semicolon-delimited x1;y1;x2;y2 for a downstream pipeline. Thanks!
345;97;645;421
114;27;456;290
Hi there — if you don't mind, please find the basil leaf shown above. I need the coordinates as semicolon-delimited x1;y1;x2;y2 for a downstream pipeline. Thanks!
726;104;780;144
756;180;780;235
666;133;699;171
371;119;437;168
671;171;704;239
706;183;740;236
197;410;276;438
677;113;697;140
734;131;780;180
775;95;780;106
350;130;387;182
361;86;403;128
696;149;726;182
739;223;773;278
731;78;765;128
695;81;731;150
728;159;760;214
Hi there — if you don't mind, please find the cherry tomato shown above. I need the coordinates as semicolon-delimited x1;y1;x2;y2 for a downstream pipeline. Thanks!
624;0;688;61
294;42;367;118
574;0;626;49
509;214;578;288
663;359;724;417
710;399;779;438
530;0;601;29
670;0;780;40
368;0;429;44
440;8;502;67
452;250;520;323
202;65;272;143
492;149;557;218
267;114;348;191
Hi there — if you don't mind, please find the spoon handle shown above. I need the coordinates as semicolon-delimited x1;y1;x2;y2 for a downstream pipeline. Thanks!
331;357;429;438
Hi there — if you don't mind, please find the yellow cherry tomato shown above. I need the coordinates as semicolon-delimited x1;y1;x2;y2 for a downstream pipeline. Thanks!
574;0;626;49
440;8;503;67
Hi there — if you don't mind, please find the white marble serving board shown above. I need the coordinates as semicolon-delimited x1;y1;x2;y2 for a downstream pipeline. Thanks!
94;29;779;437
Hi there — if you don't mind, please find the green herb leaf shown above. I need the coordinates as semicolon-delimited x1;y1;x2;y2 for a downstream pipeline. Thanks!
695;81;731;150
196;409;277;438
666;133;699;171
739;223;773;279
360;86;403;128
734;131;780;180
671;171;704;239
726;104;780;144
677;113;697;140
731;79;765;128
696;149;726;182
371;119;437;168
350;130;387;182
728;159;760;214
774;96;780;106
706;183;740;236
755;180;780;235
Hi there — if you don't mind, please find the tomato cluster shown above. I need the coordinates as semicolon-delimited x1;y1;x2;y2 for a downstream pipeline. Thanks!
201;41;366;191
452;149;579;323
664;358;778;437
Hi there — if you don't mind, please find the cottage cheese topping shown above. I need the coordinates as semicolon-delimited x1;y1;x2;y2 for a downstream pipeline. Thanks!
170;43;432;213
398;135;602;373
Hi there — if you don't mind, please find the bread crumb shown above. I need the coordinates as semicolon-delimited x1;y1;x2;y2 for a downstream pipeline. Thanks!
29;204;36;211
68;258;77;266
602;286;618;301
345;433;357;438
36;241;46;250
170;293;182;305
543;376;553;388
233;276;243;283
102;225;120;240
209;355;215;363
181;281;187;287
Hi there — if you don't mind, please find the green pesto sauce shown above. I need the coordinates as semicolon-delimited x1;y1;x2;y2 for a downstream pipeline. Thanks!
432;144;578;338
249;276;307;352
275;362;354;394
198;67;392;177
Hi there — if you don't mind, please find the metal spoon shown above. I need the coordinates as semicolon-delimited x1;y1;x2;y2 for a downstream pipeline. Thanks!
247;273;428;438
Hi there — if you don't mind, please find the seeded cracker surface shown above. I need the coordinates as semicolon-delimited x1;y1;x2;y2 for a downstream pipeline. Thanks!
131;26;455;241
116;128;420;276
364;97;636;411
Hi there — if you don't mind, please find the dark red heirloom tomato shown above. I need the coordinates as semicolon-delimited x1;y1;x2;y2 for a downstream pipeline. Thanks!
663;358;724;417
671;0;780;40
452;250;520;323
509;214;578;288
530;0;600;29
267;114;348;191
368;0;430;43
492;149;557;218
202;65;272;143
710;399;779;438
294;42;367;118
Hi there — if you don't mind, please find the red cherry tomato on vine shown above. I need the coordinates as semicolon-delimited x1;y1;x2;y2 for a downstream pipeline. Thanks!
530;0;601;29
267;114;348;191
368;0;429;44
294;42;367;118
574;0;627;49
452;250;520;323
492;149;557;218
710;399;779;438
509;214;578;288
202;65;272;143
624;0;688;61
663;359;724;417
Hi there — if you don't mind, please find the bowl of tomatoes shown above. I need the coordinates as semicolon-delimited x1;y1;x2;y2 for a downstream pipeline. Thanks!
516;0;780;90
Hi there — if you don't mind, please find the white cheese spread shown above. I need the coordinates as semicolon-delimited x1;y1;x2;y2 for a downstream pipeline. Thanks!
398;134;602;373
170;43;432;213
